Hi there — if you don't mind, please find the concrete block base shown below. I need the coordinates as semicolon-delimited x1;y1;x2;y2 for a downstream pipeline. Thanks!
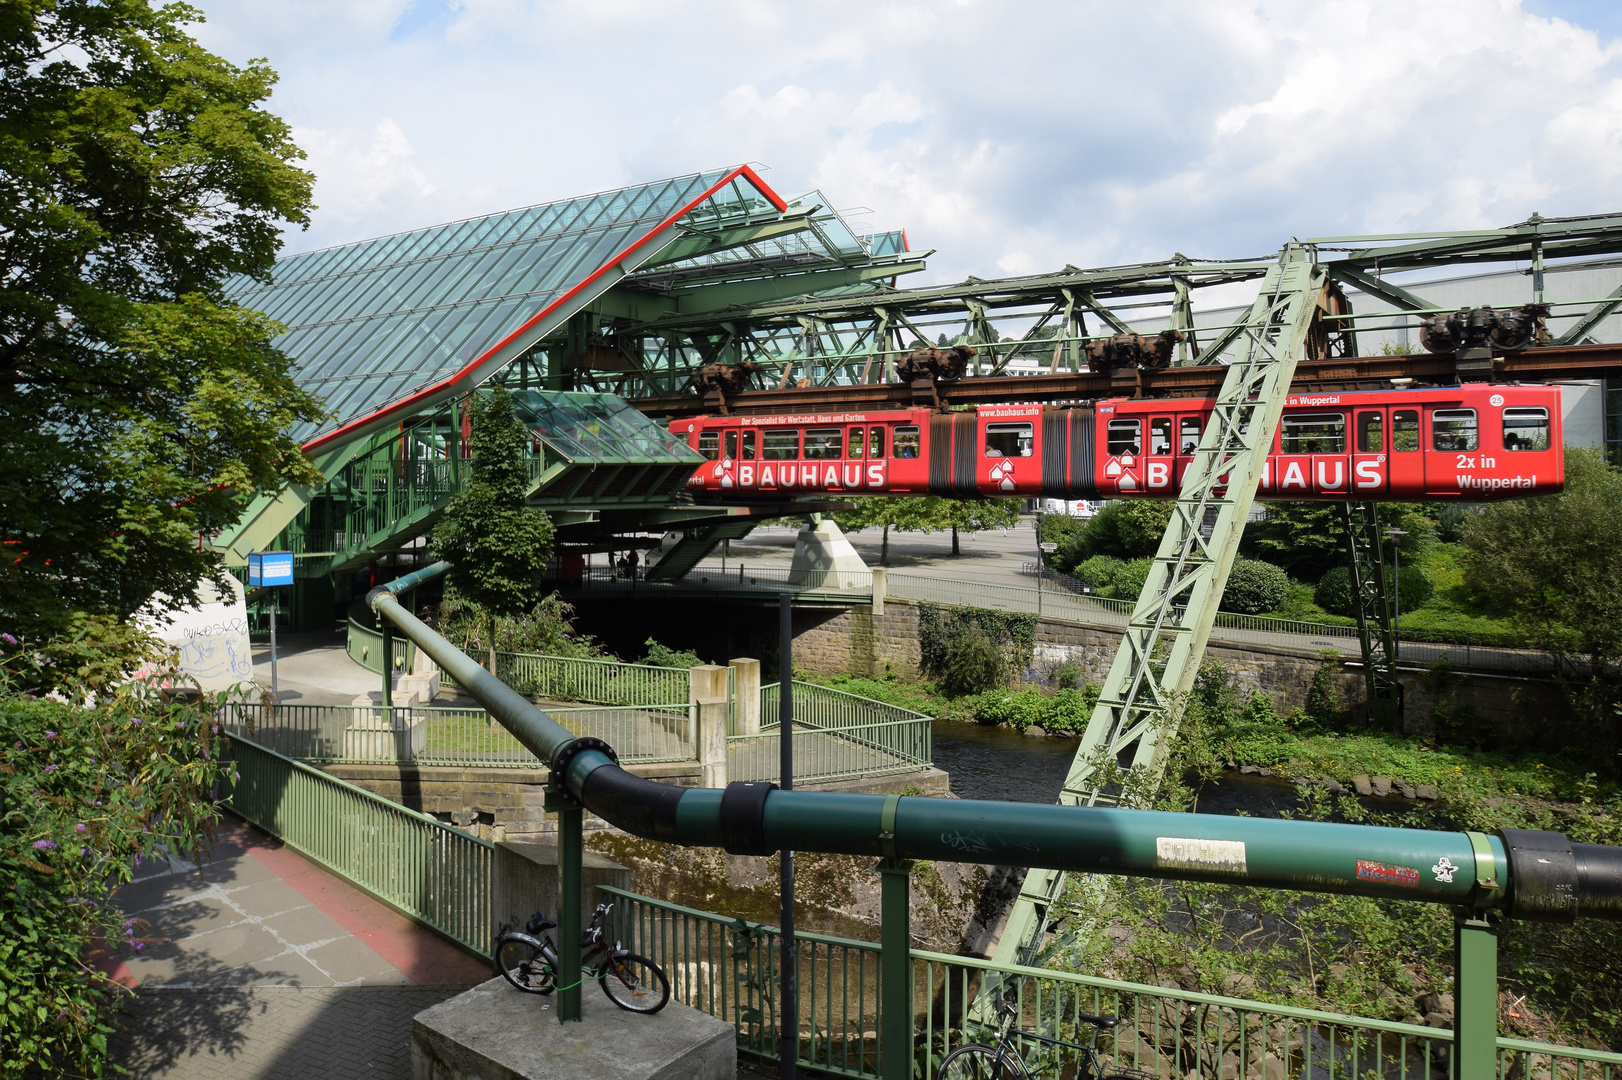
411;977;735;1080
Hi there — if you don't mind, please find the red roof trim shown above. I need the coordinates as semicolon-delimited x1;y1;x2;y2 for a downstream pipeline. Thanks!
303;165;788;453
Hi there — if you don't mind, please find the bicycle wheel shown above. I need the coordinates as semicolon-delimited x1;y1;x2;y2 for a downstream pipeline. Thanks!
936;1043;1027;1080
598;952;670;1013
495;933;556;995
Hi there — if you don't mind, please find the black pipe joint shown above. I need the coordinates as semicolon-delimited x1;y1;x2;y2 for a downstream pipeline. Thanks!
1500;828;1622;922
719;782;777;856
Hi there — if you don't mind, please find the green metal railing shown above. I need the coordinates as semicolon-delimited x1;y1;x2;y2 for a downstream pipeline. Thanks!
226;702;696;767
447;652;691;705
226;735;493;956
730;680;932;784
606;886;1622;1080
348;599;415;675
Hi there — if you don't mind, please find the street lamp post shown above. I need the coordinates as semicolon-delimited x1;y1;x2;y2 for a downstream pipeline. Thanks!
1384;527;1408;664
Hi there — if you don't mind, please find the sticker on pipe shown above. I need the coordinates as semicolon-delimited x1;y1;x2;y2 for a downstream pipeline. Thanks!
1355;859;1419;888
1156;837;1247;876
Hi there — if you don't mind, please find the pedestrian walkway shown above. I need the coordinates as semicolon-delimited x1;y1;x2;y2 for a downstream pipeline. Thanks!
106;815;490;1078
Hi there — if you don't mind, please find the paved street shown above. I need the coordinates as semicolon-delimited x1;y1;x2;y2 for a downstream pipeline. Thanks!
105;816;490;1079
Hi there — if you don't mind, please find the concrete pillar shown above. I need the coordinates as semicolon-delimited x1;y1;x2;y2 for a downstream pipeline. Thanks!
788;518;869;589
696;697;728;788
729;658;761;736
871;566;887;616
688;664;728;707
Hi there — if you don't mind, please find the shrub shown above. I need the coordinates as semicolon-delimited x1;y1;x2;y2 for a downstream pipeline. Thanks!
1053;659;1083;690
641;639;703;669
1107;558;1153;600
1315;564;1433;617
1073;554;1124;591
939;626;1006;696
970;684;1099;732
1221;558;1290;614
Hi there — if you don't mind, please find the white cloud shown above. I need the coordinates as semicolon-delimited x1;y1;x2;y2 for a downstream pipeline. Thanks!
187;0;1622;287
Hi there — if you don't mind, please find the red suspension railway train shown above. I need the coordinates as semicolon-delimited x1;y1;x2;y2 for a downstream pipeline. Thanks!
673;384;1563;502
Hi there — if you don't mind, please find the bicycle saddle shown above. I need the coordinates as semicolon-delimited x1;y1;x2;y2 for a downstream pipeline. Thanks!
525;911;557;935
1077;1013;1119;1029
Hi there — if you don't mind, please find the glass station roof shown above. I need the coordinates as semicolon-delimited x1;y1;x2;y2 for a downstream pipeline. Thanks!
509;390;699;465
226;167;784;446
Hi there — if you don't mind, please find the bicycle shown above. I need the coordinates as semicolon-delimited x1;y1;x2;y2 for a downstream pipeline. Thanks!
935;994;1150;1080
495;900;671;1014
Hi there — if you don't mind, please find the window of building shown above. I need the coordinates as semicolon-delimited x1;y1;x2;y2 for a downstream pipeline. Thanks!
1149;417;1173;455
1357;411;1384;452
984;422;1034;457
698;430;719;460
804;428;843;460
763;429;800;460
1432;409;1478;452
1106;419;1141;456
894;426;920;458
1281;412;1346;454
1502;407;1549;451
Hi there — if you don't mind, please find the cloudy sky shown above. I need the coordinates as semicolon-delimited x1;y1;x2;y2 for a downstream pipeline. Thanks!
189;0;1622;286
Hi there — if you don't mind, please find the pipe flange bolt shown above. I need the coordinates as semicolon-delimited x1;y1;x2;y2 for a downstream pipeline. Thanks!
550;737;619;802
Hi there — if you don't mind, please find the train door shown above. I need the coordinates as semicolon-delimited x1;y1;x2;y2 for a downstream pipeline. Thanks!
1143;413;1176;495
983;414;1038;493
1352;409;1387;496
1176;415;1202;490
1389;407;1422;495
1277;411;1348;497
1101;414;1142;493
1426;406;1479;495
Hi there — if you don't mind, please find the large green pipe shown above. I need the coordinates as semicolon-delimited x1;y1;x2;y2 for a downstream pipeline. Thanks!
368;587;1622;923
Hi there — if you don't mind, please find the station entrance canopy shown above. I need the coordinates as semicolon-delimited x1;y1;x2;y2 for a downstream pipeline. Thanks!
214;166;926;567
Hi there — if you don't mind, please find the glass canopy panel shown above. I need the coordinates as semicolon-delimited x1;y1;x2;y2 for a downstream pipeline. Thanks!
226;169;748;442
510;390;702;466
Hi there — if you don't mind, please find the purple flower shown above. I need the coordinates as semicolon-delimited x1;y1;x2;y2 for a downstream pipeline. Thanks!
44;763;56;772
234;771;240;782
132;942;145;953
75;823;86;834
0;632;16;646
44;730;57;739
130;718;141;726
33;839;57;851
80;847;92;857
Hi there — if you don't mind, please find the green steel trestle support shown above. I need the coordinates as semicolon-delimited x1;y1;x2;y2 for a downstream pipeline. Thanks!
986;245;1330;1005
1343;501;1402;733
878;859;913;1080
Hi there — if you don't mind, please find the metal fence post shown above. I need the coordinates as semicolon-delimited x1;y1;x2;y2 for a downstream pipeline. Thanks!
1453;911;1498;1080
558;803;584;1022
380;618;393;708
880;857;913;1080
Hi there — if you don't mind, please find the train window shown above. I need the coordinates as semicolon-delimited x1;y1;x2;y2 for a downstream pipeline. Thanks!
1502;407;1549;451
1432;409;1478;452
1149;417;1173;455
724;431;737;460
985;422;1034;458
698;431;720;461
741;430;757;460
894;425;920;458
763;429;800;460
1357;411;1384;452
1106;419;1141;456
1393;410;1419;451
1281;413;1345;454
849;426;865;458
804;428;843;460
1179;417;1201;454
869;426;886;459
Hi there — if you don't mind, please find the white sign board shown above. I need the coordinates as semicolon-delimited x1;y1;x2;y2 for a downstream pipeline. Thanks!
137;575;254;692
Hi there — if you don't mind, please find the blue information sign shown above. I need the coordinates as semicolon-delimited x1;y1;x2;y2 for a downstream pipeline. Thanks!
248;551;295;588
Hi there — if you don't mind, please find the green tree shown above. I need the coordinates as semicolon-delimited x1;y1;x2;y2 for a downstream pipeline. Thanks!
0;0;324;638
944;497;1021;555
1243;501;1432;582
1051;500;1173;572
1461;447;1622;764
431;387;555;673
836;496;1022;563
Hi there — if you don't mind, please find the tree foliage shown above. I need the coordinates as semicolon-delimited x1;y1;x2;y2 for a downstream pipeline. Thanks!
1314;563;1433;618
835;495;1017;565
1220;557;1290;615
1050;500;1173;573
0;0;323;638
1242;501;1433;583
0;645;230;1078
1461;447;1622;763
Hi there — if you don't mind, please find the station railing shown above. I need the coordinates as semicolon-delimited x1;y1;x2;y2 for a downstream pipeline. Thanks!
727;680;932;785
449;651;692;705
224;702;696;768
226;735;493;956
605;886;1622;1080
